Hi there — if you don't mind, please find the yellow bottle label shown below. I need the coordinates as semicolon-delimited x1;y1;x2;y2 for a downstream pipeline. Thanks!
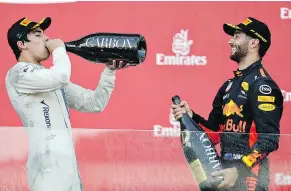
190;159;207;184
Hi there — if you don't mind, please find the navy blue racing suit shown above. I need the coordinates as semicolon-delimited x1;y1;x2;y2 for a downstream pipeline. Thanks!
191;59;284;191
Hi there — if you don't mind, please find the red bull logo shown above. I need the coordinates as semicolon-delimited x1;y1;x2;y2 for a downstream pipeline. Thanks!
222;100;243;117
222;119;246;133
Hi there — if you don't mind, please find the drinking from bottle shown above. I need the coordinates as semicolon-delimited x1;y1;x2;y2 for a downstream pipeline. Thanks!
172;95;223;191
64;33;147;66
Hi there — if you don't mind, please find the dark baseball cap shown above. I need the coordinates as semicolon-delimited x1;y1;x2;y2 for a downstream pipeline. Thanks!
7;17;51;51
223;17;271;51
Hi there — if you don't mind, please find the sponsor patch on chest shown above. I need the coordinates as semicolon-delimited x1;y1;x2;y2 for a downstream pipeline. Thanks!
259;85;272;94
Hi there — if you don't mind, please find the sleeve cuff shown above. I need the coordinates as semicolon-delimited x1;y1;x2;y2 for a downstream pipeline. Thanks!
103;66;117;76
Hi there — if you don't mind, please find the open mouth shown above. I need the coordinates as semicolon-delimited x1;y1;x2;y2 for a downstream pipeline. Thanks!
231;46;236;55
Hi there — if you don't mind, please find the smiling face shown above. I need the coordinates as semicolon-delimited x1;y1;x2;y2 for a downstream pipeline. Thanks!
228;30;251;63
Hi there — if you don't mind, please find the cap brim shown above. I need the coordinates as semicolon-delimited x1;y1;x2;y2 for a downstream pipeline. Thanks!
30;17;51;31
223;23;242;36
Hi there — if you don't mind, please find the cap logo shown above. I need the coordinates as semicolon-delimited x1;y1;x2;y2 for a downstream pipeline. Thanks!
242;18;252;26
19;18;31;26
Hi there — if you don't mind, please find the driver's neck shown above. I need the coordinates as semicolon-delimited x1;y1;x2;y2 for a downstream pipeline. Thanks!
18;53;41;65
238;54;260;70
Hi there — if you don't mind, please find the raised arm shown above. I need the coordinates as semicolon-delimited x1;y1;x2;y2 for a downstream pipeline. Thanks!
64;67;116;112
241;79;284;169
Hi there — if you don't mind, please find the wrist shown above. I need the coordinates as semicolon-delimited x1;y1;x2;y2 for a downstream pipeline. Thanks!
106;65;116;70
104;66;116;75
188;110;194;118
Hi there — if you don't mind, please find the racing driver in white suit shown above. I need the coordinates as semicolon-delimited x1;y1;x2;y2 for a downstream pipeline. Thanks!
5;17;129;191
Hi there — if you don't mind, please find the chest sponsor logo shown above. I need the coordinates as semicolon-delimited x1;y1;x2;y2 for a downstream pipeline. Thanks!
241;82;249;91
221;119;246;133
222;100;243;117
259;85;272;94
257;96;275;103
41;100;51;130
258;103;276;111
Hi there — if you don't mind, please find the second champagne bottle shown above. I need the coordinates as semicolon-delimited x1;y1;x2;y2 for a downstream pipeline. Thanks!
172;95;223;191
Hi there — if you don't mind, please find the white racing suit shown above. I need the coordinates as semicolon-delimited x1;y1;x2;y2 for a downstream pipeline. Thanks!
5;47;116;191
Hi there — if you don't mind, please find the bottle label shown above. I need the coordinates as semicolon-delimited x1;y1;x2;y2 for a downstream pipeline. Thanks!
182;130;222;172
83;36;137;50
197;132;221;171
189;159;207;184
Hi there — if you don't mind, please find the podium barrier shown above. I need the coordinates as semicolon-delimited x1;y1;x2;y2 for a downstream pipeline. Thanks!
0;127;290;191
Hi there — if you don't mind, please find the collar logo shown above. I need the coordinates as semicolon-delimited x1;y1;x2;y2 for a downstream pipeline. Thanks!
235;70;243;77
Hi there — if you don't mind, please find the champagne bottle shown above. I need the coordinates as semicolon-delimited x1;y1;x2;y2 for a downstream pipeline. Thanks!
172;95;223;191
64;33;147;66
